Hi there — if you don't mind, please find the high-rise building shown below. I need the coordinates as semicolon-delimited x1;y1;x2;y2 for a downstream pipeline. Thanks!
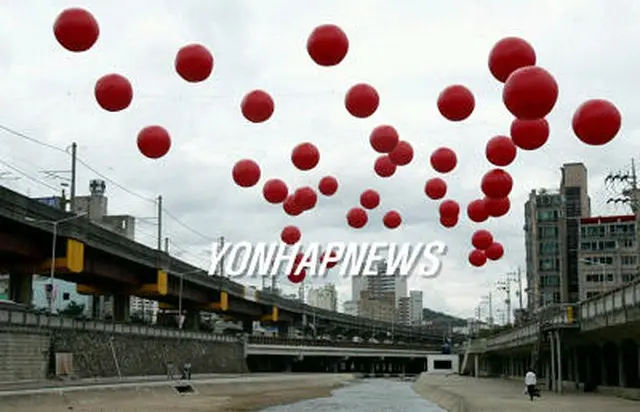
308;284;338;311
524;163;591;310
578;215;638;300
358;290;396;322
409;290;423;325
397;296;410;324
524;163;590;310
365;261;407;307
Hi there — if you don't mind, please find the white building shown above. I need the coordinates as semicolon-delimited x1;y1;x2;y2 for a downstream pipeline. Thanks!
409;290;423;325
343;300;358;316
308;284;338;311
130;296;159;324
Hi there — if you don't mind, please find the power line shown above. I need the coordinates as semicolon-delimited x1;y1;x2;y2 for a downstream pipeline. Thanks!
0;121;217;244
0;158;60;192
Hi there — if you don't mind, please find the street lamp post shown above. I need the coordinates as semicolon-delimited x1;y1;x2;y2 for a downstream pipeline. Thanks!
176;268;204;329
25;212;87;313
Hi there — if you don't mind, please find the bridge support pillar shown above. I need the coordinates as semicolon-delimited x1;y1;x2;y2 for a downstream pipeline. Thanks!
555;331;563;393
474;354;479;378
8;273;33;305
184;310;199;331
617;343;627;388
549;332;557;392
277;322;291;338
242;319;253;334
600;344;609;386
112;295;130;322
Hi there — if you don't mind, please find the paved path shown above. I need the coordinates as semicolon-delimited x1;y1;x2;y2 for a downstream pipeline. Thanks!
413;375;640;411
0;373;344;397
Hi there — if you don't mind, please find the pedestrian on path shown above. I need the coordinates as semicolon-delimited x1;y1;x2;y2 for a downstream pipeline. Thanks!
525;369;539;401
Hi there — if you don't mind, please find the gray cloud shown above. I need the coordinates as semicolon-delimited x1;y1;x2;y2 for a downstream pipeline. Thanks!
1;0;639;319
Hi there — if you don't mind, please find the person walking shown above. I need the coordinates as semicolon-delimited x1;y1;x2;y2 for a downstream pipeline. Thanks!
525;369;538;401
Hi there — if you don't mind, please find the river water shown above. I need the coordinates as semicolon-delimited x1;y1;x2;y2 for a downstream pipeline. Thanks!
261;378;446;411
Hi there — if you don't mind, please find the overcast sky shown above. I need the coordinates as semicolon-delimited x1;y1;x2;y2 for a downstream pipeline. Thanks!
1;0;638;319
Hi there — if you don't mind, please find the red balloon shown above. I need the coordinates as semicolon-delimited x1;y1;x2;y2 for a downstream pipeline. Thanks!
472;230;494;250
360;190;380;210
291;142;320;171
294;187;318;210
481;169;513;199
345;83;379;118
347;207;368;229
488;37;536;83
263;179;288;204
318;176;338;196
510;118;549;150
572;99;622;146
241;90;274;123
439;200;460;218
430;148;457;174
370;125;399;153
469;250;487;267
440;215;458;228
288;253;307;283
306;24;349;66
486;242;505;260
281;226;301;245
484;197;510;217
137;126;171;159
320;250;339;268
53;8;99;52
283;195;303;216
437;85;475;121
425;178;447;200
389;141;414;166
486;135;517;167
503;66;558;120
467;199;489;223
232;159;261;188
94;74;133;112
383;211;402;229
175;44;214;83
374;155;397;178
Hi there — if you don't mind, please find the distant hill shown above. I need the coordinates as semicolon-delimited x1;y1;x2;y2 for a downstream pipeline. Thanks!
423;307;467;327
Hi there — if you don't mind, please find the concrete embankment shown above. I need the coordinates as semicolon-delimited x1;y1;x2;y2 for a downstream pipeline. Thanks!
0;373;355;411
0;327;247;382
413;374;640;411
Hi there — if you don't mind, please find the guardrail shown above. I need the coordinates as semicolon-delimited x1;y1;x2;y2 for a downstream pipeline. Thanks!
0;307;238;343
247;335;441;351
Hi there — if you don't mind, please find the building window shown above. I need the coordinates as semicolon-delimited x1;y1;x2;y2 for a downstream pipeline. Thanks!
553;292;561;303
539;258;559;270
540;275;560;286
586;292;600;299
586;273;615;282
539;242;558;255
622;274;636;282
621;255;637;265
540;226;558;238
537;210;559;221
622;239;635;248
584;256;614;265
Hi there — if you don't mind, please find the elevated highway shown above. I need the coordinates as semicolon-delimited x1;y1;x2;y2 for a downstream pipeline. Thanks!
464;277;640;395
0;185;452;342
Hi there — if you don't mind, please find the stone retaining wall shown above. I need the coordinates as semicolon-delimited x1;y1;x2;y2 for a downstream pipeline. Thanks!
0;327;247;382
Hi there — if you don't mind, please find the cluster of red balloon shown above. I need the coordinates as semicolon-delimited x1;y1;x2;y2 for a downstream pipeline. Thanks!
425;148;458;227
287;249;340;283
469;230;504;267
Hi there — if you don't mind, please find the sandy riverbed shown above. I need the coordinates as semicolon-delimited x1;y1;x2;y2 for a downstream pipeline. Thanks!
0;375;354;412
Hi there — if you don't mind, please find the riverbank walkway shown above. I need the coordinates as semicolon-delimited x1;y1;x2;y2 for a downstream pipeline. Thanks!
413;375;639;411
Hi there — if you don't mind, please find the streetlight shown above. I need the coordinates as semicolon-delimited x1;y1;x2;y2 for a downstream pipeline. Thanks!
25;212;88;313
175;268;205;329
580;258;607;296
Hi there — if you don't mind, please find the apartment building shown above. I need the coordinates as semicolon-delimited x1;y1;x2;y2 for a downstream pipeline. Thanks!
524;163;590;310
578;215;638;300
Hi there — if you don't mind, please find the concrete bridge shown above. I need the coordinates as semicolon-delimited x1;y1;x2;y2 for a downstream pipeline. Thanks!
464;276;640;398
0;184;453;343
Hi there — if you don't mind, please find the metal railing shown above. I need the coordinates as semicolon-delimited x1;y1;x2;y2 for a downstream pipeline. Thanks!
0;307;239;343
247;335;439;351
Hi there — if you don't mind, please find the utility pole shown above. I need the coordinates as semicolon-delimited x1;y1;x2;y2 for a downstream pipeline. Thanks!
605;158;639;213
164;237;169;253
156;195;163;251
70;142;77;213
218;236;225;277
516;267;523;311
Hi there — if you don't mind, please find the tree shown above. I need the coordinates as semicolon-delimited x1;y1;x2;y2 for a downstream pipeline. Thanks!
59;301;85;317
